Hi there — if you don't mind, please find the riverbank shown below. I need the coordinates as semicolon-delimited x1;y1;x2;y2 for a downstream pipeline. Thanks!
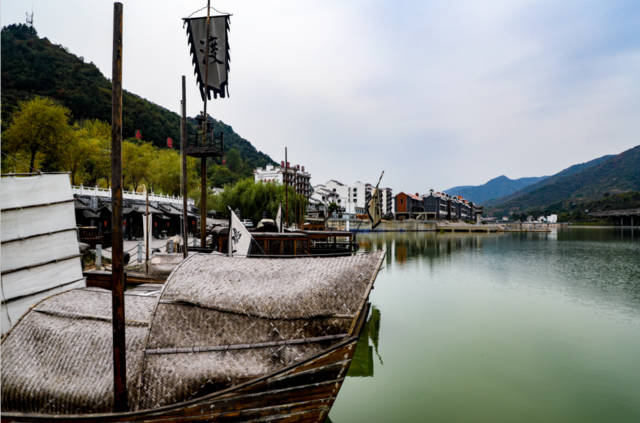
327;218;564;233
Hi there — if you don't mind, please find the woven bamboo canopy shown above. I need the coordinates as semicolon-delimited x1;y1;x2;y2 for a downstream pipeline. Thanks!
1;252;384;414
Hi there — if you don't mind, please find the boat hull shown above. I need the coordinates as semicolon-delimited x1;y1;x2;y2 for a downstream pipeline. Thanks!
1;317;364;423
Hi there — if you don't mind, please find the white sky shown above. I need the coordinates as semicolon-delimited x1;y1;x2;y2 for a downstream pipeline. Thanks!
2;0;639;194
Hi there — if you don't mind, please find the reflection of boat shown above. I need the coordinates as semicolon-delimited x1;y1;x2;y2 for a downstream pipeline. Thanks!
347;306;382;378
1;251;385;422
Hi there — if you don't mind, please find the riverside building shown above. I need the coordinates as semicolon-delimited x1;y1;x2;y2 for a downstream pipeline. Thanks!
254;163;312;199
395;189;482;221
320;180;393;217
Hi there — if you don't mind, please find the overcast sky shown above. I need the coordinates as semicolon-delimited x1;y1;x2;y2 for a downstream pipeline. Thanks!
2;1;639;193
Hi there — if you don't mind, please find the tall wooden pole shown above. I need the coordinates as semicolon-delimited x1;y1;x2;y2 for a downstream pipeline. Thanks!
145;188;149;275
284;147;288;228
200;0;211;248
110;1;128;412
181;76;188;258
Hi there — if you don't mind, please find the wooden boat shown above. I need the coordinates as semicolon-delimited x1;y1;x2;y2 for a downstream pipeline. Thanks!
1;251;385;422
209;227;357;257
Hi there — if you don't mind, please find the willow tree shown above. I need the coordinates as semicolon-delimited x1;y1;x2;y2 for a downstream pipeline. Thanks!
208;178;308;224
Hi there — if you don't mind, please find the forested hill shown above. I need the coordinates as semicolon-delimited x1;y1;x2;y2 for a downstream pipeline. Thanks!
445;175;547;205
486;145;640;216
1;23;275;169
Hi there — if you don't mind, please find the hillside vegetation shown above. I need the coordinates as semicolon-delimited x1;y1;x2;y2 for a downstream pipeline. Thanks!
445;175;547;204
487;145;640;216
1;24;275;186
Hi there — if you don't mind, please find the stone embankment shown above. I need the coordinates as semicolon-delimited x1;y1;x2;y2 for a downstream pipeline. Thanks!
327;218;564;233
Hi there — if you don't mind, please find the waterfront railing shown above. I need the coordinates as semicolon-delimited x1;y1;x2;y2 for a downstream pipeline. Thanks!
72;185;195;206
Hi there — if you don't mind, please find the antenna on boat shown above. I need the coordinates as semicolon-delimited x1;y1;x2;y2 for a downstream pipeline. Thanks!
110;1;128;412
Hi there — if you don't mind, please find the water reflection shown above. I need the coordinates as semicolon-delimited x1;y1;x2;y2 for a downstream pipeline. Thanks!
358;231;506;267
347;306;382;378
358;228;640;316
330;228;640;422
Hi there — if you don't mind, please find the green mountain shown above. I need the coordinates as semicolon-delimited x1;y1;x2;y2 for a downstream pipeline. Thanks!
1;23;275;170
486;145;640;215
445;175;547;205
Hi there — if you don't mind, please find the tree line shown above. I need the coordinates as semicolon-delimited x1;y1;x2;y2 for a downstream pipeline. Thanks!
3;96;221;197
2;96;306;219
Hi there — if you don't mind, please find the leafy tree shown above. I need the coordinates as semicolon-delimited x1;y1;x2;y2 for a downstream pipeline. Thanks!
3;96;73;172
123;140;154;191
225;148;242;173
71;120;111;186
208;164;238;187
208;178;307;224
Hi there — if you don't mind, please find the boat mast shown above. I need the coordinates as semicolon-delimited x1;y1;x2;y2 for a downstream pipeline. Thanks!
181;75;188;258
200;0;211;248
110;1;128;412
285;146;288;228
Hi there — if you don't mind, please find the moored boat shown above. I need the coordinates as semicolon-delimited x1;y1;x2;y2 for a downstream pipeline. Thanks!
1;251;384;422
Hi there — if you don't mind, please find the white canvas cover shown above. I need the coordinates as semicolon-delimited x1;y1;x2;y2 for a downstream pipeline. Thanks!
1;174;84;335
227;208;252;257
184;15;230;100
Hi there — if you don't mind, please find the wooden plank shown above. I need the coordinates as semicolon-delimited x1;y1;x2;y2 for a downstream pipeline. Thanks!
84;271;164;290
185;379;342;415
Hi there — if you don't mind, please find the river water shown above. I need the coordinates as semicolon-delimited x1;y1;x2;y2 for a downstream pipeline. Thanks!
329;228;640;422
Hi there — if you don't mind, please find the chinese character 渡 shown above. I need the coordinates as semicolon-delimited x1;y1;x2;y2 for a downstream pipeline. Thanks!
199;35;223;65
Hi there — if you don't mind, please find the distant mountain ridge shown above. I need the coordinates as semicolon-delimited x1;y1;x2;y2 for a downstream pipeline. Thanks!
486;146;640;215
445;175;547;204
1;23;275;170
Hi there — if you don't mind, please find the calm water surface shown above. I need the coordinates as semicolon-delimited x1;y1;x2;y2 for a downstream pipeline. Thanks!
329;228;640;422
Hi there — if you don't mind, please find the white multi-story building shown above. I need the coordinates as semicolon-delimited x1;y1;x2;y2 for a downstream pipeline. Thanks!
323;180;348;212
318;179;392;217
381;187;394;216
312;184;340;205
254;163;312;199
352;181;367;214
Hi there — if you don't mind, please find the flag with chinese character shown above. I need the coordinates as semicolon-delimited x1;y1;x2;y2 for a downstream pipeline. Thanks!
276;203;283;233
228;207;252;257
183;15;230;100
167;137;173;148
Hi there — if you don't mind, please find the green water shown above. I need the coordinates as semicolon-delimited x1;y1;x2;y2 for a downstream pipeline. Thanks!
329;228;640;422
